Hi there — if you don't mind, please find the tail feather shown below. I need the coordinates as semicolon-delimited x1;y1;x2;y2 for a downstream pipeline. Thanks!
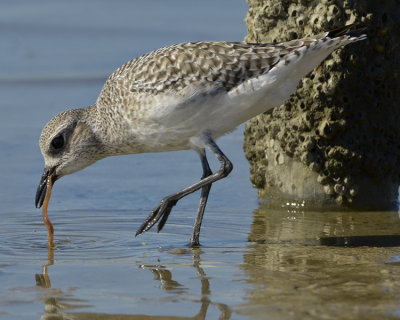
327;23;367;40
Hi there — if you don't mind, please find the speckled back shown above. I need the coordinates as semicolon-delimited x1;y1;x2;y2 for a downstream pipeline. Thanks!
100;40;326;97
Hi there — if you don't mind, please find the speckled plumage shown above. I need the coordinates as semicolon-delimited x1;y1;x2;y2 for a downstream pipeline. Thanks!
36;24;366;245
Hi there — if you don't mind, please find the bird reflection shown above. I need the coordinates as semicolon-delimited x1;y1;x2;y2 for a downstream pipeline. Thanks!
141;265;186;293
35;247;231;319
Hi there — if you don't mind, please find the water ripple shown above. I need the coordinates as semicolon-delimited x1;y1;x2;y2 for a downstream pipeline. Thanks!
1;207;252;263
2;209;154;263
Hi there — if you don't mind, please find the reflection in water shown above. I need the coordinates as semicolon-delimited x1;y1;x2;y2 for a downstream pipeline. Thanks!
248;200;400;246
35;242;55;289
140;250;231;319
320;234;400;247
143;265;186;293
35;248;231;319
239;202;400;319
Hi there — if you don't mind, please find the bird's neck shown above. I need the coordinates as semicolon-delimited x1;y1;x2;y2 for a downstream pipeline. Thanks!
76;105;112;158
83;104;141;157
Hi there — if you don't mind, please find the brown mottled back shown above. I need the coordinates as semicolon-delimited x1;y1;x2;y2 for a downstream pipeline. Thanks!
102;40;320;96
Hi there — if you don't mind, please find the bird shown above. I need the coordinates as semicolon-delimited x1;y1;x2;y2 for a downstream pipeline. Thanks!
35;24;366;247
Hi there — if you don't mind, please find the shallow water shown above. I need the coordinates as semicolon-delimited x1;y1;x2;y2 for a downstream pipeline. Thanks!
1;1;400;320
2;207;400;319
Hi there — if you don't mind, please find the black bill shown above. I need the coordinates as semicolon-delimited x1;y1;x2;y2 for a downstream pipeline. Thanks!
35;167;56;208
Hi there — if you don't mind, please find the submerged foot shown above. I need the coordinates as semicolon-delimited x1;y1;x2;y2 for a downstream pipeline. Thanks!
136;197;178;236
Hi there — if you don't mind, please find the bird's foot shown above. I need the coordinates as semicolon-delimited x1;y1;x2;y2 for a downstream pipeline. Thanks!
136;197;178;236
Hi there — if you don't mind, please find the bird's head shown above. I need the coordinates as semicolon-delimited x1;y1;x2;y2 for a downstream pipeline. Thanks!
35;107;103;208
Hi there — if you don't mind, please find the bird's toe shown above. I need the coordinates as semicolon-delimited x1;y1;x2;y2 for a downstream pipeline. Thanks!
136;197;178;236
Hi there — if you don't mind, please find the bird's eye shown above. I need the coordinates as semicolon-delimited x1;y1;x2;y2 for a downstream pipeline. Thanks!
51;135;65;150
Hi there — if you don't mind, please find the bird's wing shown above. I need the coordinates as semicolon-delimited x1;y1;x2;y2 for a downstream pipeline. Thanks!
102;42;285;97
96;24;365;118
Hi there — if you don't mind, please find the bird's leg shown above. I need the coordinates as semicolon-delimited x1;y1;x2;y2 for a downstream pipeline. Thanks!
156;148;212;246
136;135;233;242
190;149;212;247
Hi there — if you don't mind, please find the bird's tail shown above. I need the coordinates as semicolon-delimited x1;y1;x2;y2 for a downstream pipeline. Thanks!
327;23;367;41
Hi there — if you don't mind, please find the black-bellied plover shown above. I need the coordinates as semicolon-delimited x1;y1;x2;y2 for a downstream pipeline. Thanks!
36;24;366;246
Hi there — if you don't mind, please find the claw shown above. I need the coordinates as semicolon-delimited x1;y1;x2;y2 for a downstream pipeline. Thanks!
157;199;177;232
135;207;159;236
136;198;178;236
